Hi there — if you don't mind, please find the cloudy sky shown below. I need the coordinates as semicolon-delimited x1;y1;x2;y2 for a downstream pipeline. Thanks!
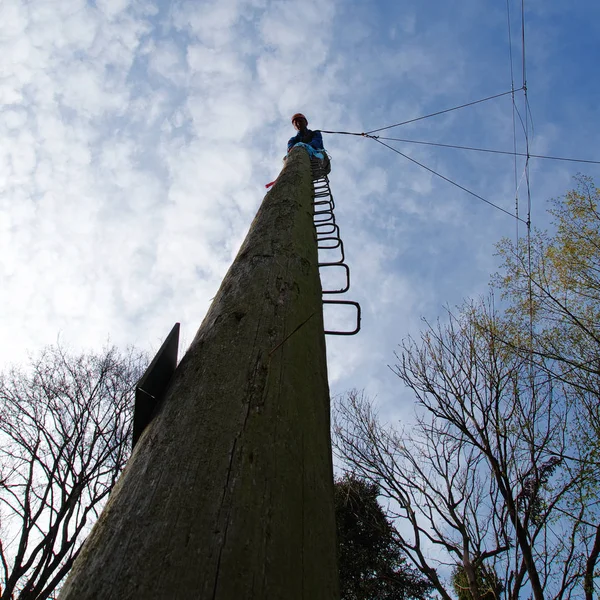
2;0;599;417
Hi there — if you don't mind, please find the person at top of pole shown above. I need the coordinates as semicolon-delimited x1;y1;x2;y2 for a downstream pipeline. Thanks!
287;113;324;153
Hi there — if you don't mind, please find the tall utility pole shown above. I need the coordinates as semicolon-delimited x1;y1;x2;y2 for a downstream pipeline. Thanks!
59;147;339;599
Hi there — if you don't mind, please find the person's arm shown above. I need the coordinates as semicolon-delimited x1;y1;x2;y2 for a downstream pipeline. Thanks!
310;130;324;150
287;133;300;152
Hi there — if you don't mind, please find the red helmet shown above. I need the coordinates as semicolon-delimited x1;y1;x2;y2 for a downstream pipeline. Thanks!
291;113;307;124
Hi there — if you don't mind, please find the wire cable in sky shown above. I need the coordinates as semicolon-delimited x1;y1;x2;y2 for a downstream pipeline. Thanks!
364;88;523;135
372;138;528;224
521;0;527;93
506;0;520;241
319;129;367;137
517;0;535;359
373;136;600;165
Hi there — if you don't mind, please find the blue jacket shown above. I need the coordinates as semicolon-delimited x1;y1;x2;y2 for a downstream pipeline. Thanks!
287;129;324;153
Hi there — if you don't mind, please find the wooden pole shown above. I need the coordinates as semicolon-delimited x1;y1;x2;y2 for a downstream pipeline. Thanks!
59;147;339;600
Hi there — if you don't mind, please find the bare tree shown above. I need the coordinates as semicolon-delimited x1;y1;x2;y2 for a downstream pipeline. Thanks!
334;299;598;600
0;344;146;600
496;175;600;600
335;178;600;600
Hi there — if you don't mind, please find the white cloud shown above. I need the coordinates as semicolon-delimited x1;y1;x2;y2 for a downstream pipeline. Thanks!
173;0;245;47
96;0;131;20
0;0;597;434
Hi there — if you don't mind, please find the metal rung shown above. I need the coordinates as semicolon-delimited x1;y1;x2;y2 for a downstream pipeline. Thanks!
317;234;341;245
318;236;341;249
314;208;334;217
311;173;330;182
319;262;350;294
323;300;361;335
314;200;334;211
314;212;335;224
318;238;345;264
315;223;340;236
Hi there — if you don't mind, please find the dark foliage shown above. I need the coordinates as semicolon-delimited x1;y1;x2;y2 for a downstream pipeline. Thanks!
335;474;432;600
452;563;503;600
516;456;562;526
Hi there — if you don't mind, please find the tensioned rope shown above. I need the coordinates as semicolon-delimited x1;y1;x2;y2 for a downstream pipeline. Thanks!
370;137;600;165
366;88;523;134
372;137;527;223
518;0;535;355
320;86;599;223
506;0;520;241
320;87;600;166
321;88;522;138
507;0;526;540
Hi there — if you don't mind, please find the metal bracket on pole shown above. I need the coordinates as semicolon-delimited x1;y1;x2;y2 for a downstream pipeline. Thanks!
314;199;335;210
318;263;350;294
313;210;335;225
315;222;340;237
132;323;180;449
323;300;362;335
317;237;345;265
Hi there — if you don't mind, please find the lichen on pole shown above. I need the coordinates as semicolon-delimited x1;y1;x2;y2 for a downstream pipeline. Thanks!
59;147;339;600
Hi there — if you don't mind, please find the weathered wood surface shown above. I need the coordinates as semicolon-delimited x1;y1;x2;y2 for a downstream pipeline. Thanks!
59;147;339;600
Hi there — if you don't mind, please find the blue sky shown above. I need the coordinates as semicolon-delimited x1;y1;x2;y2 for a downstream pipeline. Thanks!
1;0;599;420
